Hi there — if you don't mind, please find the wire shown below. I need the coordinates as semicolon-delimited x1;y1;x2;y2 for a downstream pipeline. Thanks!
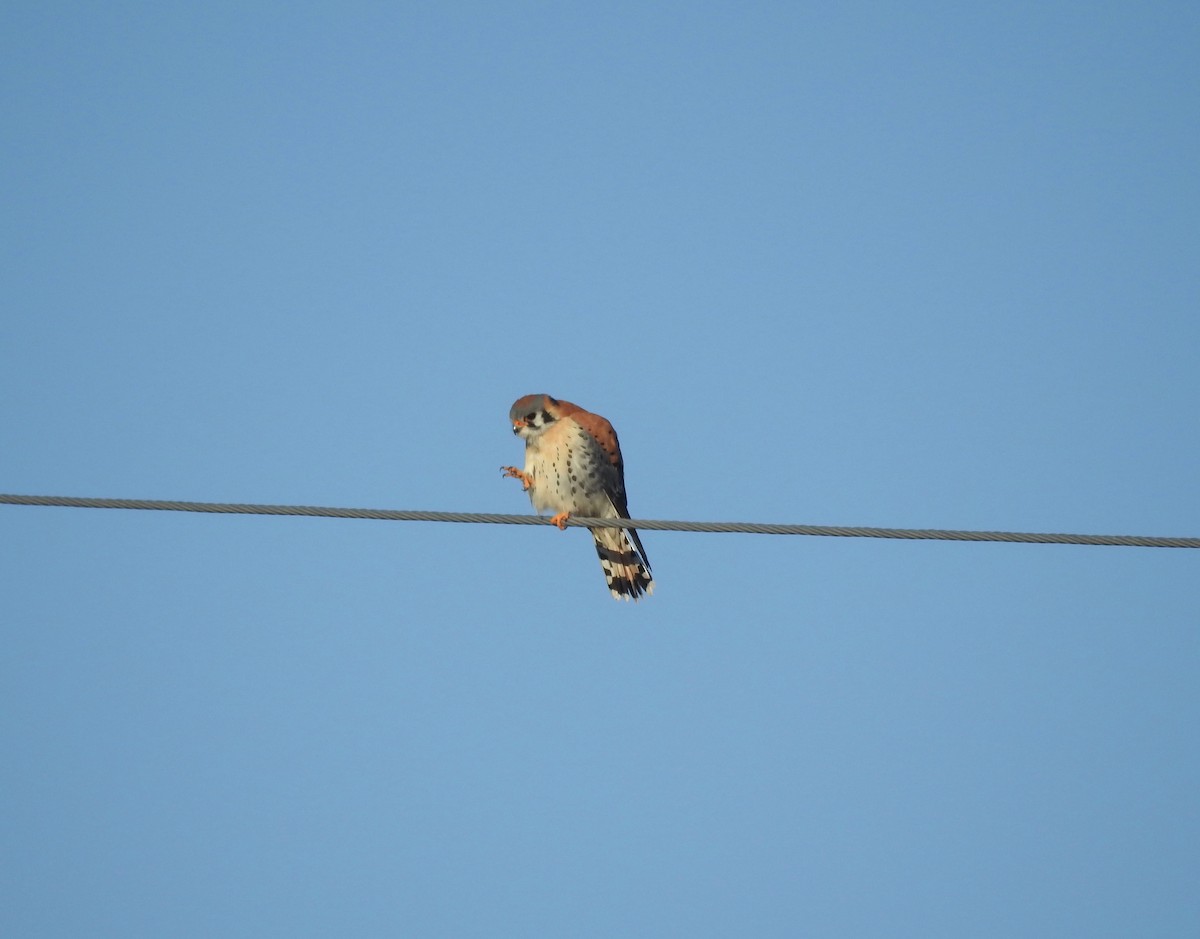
2;492;1197;548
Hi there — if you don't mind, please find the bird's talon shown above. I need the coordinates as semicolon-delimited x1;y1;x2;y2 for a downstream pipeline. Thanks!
500;465;534;490
549;511;571;530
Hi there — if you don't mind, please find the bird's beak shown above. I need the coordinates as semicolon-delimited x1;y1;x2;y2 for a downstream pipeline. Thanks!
511;419;525;433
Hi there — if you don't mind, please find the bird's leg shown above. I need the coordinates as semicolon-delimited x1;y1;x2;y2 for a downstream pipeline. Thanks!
500;466;534;491
549;511;571;530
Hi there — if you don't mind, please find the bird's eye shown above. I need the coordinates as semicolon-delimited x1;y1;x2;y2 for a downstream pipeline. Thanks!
525;412;536;422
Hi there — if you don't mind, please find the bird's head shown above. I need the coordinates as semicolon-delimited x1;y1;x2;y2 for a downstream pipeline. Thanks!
508;394;563;440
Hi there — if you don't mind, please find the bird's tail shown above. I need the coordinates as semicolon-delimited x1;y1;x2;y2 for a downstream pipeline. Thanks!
591;527;654;601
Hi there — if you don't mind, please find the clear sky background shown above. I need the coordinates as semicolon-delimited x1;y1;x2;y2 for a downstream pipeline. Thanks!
3;3;1198;936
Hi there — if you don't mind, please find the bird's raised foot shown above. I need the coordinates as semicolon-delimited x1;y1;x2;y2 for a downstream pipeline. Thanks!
500;465;534;491
549;511;571;530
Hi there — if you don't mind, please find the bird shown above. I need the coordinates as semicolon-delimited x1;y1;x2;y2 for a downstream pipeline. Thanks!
501;394;654;601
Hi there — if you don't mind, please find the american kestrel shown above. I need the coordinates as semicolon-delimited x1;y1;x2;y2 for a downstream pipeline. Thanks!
501;394;654;601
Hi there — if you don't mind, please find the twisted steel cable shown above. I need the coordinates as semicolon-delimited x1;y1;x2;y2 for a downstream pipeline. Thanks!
2;493;1197;548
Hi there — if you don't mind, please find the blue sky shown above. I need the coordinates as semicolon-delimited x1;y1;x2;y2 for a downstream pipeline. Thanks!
3;3;1198;936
